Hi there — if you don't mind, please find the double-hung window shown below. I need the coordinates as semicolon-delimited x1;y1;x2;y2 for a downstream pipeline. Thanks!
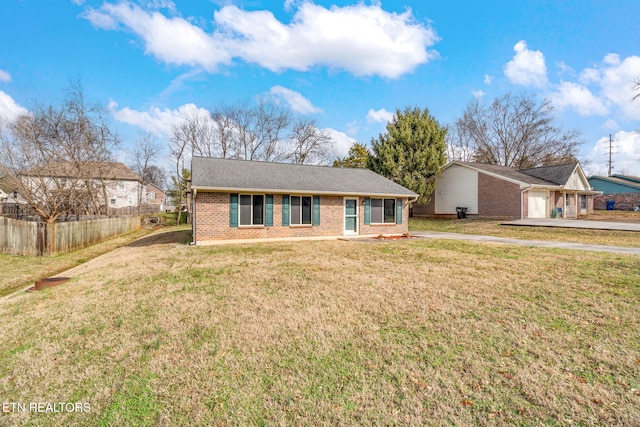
370;198;396;224
239;194;264;226
290;196;312;225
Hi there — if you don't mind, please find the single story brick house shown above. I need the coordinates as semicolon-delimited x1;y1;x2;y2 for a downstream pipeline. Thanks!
413;161;601;219
190;157;418;243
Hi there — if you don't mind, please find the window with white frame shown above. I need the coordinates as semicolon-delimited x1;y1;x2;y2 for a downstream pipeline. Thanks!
239;194;264;226
371;198;396;223
290;196;312;225
110;198;116;205
118;180;125;189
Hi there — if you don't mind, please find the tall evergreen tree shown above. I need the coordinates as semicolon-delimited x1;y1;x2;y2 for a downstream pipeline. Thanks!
367;107;447;204
333;142;370;168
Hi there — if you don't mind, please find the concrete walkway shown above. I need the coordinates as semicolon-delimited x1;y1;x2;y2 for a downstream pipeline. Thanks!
411;231;640;255
503;218;640;232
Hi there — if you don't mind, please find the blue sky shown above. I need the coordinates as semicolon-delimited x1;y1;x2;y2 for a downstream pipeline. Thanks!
0;0;639;175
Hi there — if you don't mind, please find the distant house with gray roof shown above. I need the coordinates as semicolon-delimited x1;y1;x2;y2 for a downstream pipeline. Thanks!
190;157;418;243
413;161;600;219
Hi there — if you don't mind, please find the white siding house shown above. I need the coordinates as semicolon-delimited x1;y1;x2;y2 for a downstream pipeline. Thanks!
434;165;479;214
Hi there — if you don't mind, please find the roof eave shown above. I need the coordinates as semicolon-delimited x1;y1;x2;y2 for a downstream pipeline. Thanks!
192;185;417;199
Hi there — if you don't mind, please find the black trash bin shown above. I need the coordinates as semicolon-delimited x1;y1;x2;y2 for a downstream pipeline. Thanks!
456;207;468;219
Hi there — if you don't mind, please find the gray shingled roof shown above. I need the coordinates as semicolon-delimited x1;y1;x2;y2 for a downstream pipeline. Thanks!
455;162;554;186
191;157;418;198
519;162;578;185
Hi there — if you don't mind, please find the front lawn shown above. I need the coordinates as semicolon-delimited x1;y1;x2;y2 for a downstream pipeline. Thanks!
1;236;638;426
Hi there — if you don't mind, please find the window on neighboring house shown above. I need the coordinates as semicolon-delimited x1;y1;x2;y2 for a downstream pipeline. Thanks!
118;180;125;189
370;198;396;223
580;194;587;209
110;198;116;205
239;194;264;226
128;196;133;205
147;192;155;199
290;196;312;225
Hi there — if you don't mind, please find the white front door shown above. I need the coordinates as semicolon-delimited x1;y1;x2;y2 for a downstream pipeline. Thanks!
528;191;547;218
344;198;358;235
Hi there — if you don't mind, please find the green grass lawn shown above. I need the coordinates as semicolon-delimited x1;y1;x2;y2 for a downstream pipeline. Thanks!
1;234;638;426
409;217;640;247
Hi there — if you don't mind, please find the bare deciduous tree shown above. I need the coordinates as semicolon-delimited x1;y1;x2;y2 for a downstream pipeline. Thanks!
456;92;582;169
0;81;119;222
288;119;333;165
445;124;475;162
129;132;161;211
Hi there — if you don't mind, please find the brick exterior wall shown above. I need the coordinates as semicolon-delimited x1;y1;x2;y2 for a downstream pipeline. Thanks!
594;193;640;211
194;192;410;242
477;173;520;218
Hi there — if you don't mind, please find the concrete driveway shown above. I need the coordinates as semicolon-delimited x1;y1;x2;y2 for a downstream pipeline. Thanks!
412;231;640;255
502;218;640;232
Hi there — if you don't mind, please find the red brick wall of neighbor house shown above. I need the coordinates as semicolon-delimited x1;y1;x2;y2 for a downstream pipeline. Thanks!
411;193;435;217
594;193;640;211
195;192;410;241
146;186;165;204
477;173;521;217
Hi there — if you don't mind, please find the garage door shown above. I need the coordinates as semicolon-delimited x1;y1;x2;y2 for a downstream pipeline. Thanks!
528;191;547;218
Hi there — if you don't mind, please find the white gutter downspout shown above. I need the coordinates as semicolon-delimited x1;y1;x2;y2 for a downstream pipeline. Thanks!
520;185;532;219
190;188;197;245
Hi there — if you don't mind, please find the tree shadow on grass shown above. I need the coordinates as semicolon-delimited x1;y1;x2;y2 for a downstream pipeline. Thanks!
126;229;192;247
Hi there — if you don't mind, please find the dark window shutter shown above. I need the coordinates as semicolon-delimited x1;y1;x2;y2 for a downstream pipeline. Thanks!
364;197;371;225
396;198;403;225
265;195;273;226
229;193;238;227
282;195;290;226
312;196;320;226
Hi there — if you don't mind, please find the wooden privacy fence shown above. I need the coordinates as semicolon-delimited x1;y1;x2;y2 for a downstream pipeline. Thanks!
0;216;141;256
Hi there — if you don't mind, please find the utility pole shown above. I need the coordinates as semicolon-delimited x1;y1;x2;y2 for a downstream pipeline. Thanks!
608;134;612;177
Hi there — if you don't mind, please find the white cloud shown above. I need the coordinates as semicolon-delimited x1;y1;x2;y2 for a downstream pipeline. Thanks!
556;61;575;76
603;53;620;66
548;81;608;116
324;128;355;158
0;69;10;83
70;0;85;5
83;2;232;71
0;90;28;122
503;40;548;87
599;55;640;120
483;74;493;85
471;90;486;99
268;86;321;114
109;101;211;136
82;1;439;78
588;130;640;176
366;108;394;124
603;119;619;130
578;67;600;84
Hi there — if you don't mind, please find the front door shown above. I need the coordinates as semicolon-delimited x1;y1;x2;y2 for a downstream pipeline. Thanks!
344;198;358;235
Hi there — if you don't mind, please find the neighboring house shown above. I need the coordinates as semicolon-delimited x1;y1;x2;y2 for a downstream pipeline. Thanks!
190;157;417;243
21;161;144;210
145;183;166;211
414;161;600;219
588;175;640;211
587;175;640;194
